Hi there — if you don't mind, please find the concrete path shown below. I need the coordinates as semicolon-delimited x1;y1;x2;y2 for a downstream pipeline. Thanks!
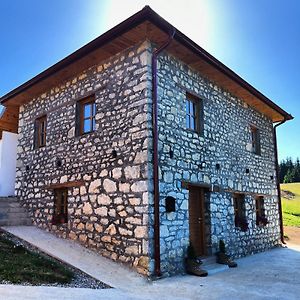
1;225;300;299
1;226;148;291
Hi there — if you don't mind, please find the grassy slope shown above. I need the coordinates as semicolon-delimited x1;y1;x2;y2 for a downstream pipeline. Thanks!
0;232;74;284
281;183;300;227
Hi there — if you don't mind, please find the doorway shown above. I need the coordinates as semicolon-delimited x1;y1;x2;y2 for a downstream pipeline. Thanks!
188;187;207;256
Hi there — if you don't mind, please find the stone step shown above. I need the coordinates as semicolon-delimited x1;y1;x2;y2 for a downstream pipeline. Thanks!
203;263;229;275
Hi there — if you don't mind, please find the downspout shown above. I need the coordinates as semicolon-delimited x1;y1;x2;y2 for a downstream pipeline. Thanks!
273;119;287;244
152;29;176;277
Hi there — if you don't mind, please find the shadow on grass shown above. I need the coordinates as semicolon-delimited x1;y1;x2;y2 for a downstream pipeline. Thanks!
0;233;74;284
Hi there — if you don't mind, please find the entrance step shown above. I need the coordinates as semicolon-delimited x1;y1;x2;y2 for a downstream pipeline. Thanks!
204;263;229;275
0;197;31;226
200;256;229;275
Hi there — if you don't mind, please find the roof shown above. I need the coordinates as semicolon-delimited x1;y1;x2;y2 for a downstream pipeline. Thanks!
0;6;293;124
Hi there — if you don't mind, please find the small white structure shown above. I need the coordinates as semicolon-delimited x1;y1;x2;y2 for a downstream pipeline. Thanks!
0;131;18;196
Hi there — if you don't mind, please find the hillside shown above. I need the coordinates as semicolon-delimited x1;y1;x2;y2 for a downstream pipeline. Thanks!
281;183;300;227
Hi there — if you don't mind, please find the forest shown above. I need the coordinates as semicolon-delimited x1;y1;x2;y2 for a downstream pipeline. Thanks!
279;157;300;183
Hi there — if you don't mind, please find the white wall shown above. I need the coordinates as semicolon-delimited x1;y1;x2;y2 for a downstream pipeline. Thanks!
0;131;18;196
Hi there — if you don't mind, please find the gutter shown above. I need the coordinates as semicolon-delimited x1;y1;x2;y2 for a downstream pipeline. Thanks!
152;28;176;277
273;119;287;244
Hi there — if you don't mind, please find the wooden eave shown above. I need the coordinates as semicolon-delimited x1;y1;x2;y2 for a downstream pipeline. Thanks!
0;106;19;135
0;6;293;123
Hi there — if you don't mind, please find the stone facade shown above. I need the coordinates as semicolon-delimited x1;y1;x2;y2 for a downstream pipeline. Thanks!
15;39;280;277
156;53;280;275
15;41;153;275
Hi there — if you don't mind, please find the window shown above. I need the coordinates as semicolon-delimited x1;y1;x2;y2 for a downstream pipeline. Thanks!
52;189;68;225
35;115;47;148
250;126;261;155
76;95;96;135
233;193;248;231
255;196;268;226
185;93;203;133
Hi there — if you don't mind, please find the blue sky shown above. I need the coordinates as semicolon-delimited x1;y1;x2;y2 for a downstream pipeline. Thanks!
0;0;299;160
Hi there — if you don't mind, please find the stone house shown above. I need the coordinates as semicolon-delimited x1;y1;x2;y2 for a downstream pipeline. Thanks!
0;6;293;277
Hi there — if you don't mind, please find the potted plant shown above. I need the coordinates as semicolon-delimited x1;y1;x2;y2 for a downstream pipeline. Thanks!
185;243;208;277
216;240;237;268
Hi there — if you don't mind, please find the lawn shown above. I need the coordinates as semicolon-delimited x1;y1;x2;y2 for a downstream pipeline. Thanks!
0;231;74;284
281;183;300;227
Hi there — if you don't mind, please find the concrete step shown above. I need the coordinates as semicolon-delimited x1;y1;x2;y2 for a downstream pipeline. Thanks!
6;212;30;219
0;206;28;214
0;218;32;226
0;196;31;226
204;263;229;275
0;201;21;208
0;197;19;202
200;256;217;266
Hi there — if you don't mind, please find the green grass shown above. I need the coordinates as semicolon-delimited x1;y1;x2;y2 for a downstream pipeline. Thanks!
0;232;74;284
281;183;300;227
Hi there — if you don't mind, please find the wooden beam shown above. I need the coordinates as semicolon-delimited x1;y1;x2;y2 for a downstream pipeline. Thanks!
44;180;85;190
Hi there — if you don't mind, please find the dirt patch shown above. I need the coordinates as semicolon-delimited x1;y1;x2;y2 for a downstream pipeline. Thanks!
281;190;295;200
284;226;300;246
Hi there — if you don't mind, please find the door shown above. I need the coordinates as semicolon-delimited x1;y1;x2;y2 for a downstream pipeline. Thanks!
188;187;206;256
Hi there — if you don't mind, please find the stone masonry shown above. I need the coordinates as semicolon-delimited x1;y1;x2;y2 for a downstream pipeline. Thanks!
15;41;154;275
156;52;280;275
15;39;280;277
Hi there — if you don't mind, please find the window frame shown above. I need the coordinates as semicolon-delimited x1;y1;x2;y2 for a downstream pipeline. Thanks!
233;193;248;231
185;93;203;134
52;188;68;225
76;95;96;136
35;115;47;149
250;125;261;155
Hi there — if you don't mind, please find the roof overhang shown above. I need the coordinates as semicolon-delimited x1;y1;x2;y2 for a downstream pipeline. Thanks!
0;105;19;136
0;6;293;123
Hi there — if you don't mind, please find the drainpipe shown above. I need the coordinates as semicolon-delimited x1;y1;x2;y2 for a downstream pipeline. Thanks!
152;29;176;277
273;119;286;244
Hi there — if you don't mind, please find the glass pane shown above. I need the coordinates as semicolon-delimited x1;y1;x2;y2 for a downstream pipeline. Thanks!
190;116;195;130
84;119;91;133
186;100;190;114
186;115;190;129
190;101;194;116
84;103;92;118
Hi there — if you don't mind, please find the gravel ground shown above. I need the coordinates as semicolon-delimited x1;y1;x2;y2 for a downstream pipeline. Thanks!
0;229;110;289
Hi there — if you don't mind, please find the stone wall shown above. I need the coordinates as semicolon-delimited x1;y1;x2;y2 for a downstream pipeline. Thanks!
156;52;280;275
15;41;154;275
